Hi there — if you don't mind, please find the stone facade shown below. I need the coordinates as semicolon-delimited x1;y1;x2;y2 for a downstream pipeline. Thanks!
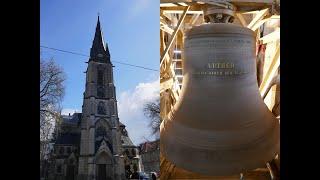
120;123;143;179
139;139;160;175
78;16;124;180
48;16;139;180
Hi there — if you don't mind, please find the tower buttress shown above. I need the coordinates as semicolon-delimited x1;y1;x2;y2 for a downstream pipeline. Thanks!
78;16;124;180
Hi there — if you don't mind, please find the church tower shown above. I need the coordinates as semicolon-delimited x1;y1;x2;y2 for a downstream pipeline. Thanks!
78;16;125;180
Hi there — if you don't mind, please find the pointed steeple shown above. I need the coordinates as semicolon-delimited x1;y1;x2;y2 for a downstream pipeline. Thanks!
90;15;111;63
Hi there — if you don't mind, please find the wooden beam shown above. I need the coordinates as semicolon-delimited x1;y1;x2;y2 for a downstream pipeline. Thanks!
161;2;178;7
259;28;280;44
243;10;260;14
160;0;273;13
160;78;174;92
235;13;248;27
262;74;279;100
178;2;189;6
251;16;270;31
247;8;269;29
189;13;200;26
160;18;174;35
230;0;272;3
160;24;174;35
160;3;178;7
259;43;280;96
160;6;190;67
161;0;192;3
161;4;202;12
270;15;280;19
163;10;203;14
161;0;272;3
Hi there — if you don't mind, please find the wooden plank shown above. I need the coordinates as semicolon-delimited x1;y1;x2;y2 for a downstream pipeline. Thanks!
160;25;174;35
230;0;272;3
243;10;260;14
160;3;178;7
247;8;269;29
189;13;200;26
178;2;189;6
161;0;272;3
259;43;280;96
259;28;280;44
160;6;190;67
235;13;248;26
270;15;280;19
160;78;174;92
161;0;192;3
251;16;270;31
163;10;203;14
161;5;202;11
160;18;174;35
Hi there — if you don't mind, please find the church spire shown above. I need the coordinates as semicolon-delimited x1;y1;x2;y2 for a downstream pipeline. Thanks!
90;15;111;63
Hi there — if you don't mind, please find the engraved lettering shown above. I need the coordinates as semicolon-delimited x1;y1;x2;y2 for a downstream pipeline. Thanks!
208;62;235;69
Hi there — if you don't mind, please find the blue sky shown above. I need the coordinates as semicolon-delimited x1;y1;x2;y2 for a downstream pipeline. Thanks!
41;0;159;145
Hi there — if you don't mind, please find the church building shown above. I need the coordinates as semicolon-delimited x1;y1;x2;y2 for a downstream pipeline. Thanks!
49;16;141;180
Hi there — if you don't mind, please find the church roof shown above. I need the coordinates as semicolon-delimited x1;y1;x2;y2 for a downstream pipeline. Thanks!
119;121;125;127
55;133;81;145
61;113;82;125
139;139;160;153
121;135;135;148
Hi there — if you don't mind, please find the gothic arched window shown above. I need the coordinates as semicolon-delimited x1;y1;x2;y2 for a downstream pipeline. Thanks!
97;101;106;115
96;126;107;137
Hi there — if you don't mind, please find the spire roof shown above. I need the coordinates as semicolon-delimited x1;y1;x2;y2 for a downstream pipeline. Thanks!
90;15;110;63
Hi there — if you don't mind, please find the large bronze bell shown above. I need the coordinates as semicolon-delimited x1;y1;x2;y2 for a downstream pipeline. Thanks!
160;23;280;176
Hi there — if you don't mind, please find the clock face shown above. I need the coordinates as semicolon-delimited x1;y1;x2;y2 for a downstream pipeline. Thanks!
97;53;103;58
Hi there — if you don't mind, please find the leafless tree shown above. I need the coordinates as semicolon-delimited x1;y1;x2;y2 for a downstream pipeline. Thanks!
143;98;161;136
40;58;66;161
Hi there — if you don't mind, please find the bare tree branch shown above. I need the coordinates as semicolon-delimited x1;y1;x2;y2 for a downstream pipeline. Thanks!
143;98;161;136
40;57;66;162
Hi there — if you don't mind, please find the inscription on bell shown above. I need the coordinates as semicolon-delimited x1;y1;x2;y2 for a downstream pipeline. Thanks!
193;70;248;76
207;62;234;69
193;61;248;77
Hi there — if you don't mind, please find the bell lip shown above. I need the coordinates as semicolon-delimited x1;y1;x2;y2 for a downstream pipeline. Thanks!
162;153;278;177
160;119;280;176
161;136;280;176
186;23;254;38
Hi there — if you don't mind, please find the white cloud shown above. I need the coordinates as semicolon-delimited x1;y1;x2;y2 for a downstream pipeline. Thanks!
127;0;150;20
61;108;81;115
117;78;159;145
